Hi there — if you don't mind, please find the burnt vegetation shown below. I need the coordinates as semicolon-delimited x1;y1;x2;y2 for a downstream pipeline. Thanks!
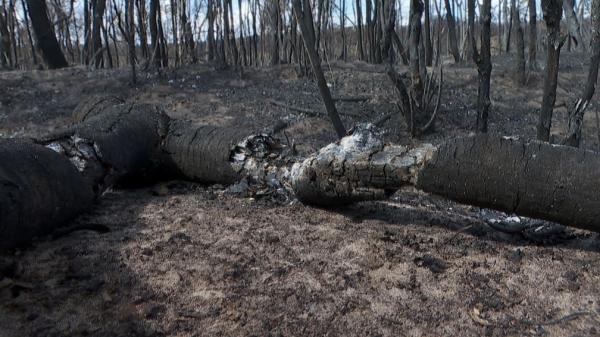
2;0;600;336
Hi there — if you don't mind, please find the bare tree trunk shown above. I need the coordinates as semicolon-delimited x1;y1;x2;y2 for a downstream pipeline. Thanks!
149;0;166;68
537;0;564;141
207;0;215;61
238;0;247;66
563;0;600;147
528;0;537;69
171;0;180;66
469;0;492;132
0;6;11;68
424;0;433;66
513;0;526;85
20;0;37;65
563;0;585;51
504;0;512;52
91;0;107;68
355;0;364;60
292;0;346;138
270;0;280;65
25;0;68;69
444;0;461;62
126;0;136;84
136;0;149;58
366;0;374;62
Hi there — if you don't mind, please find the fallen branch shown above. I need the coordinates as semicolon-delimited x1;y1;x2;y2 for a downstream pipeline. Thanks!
268;99;364;118
332;95;371;102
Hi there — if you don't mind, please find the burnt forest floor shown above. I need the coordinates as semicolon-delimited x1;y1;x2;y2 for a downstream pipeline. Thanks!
1;53;600;337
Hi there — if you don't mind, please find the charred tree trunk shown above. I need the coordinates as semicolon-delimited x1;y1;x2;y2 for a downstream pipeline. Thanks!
292;0;346;138
563;0;585;51
20;0;38;66
355;0;364;60
126;0;136;84
136;0;149;58
563;0;600;147
513;1;526;85
270;0;280;65
469;0;492;132
444;0;461;62
424;0;433;66
0;7;12;68
149;0;166;68
238;0;247;66
25;0;68;69
207;0;215;61
537;0;564;142
504;0;513;52
91;0;107;68
528;0;537;69
4;100;600;250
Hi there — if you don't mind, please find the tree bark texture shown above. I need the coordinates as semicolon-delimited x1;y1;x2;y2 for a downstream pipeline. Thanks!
563;0;600;147
4;100;600;250
25;0;68;69
537;0;564;141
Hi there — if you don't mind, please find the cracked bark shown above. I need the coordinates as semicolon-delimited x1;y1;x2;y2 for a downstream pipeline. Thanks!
2;100;600;250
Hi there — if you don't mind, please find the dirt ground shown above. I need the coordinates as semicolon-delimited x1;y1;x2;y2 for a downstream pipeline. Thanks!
1;54;600;337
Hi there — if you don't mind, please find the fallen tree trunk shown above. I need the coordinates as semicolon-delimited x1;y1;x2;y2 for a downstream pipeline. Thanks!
2;100;600;250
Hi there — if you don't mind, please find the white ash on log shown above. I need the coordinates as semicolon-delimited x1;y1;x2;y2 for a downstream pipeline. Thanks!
2;98;600;250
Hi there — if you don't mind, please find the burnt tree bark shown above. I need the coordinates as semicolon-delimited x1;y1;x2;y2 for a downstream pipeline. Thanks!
563;0;585;51
355;0;364;60
126;0;136;84
468;0;492;132
537;0;564;141
25;0;68;69
149;0;167;68
424;0;433;66
528;0;537;69
4;100;600;250
91;0;107;68
512;0;526;85
0;7;12;68
563;0;600;147
444;0;461;62
207;0;215;61
292;0;346;138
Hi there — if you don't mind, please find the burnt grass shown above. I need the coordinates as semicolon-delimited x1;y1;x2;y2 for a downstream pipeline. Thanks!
1;54;600;337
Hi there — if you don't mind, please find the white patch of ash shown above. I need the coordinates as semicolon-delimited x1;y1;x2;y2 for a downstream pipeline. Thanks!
46;142;64;154
46;136;101;172
290;124;384;183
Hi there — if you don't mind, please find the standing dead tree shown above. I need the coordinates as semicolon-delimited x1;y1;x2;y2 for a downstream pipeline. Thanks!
512;0;526;85
3;99;600;250
91;0;107;68
444;0;461;63
468;0;492;132
292;0;346;139
126;0;136;83
25;0;68;69
563;0;600;147
387;0;442;136
537;0;565;142
528;0;537;69
562;0;585;52
0;5;12;68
